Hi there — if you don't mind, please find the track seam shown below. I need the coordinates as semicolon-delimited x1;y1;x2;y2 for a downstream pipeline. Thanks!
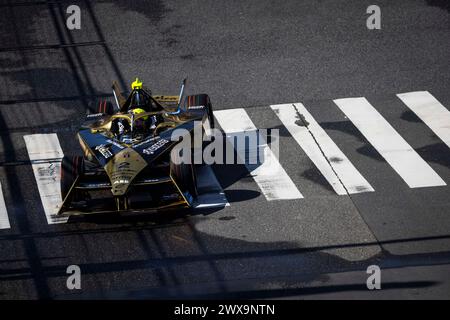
292;103;384;254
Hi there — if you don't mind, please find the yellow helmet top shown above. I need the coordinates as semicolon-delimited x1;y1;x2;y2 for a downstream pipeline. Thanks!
131;77;143;90
131;107;148;120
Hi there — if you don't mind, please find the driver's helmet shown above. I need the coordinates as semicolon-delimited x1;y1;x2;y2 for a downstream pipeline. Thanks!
130;108;148;132
129;78;150;111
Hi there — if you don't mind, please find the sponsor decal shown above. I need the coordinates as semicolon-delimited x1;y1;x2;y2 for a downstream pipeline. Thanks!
113;179;129;185
161;193;180;201
140;178;159;183
83;182;110;188
95;144;113;159
106;139;124;149
132;136;158;148
188;105;205;110
185;192;194;204
142;139;170;155
87;113;103;118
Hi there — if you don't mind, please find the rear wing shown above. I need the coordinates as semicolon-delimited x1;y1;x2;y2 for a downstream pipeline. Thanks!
112;81;126;110
112;78;187;113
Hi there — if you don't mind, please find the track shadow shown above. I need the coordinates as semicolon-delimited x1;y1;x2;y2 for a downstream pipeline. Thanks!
300;167;335;192
0;229;362;298
426;0;450;12
39;233;450;299
415;142;450;169
400;110;422;123
106;280;438;299
212;163;250;189
320;120;397;162
109;0;171;24
223;189;260;203
269;124;295;137
320;120;368;142
356;145;387;162
1;67;88;106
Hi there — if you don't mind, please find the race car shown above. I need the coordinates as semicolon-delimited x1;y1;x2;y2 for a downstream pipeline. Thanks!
58;78;215;216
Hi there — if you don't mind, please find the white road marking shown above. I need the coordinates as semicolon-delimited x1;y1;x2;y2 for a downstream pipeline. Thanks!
271;103;374;195
194;165;229;208
23;133;68;224
214;108;303;200
0;182;11;229
334;97;446;188
397;91;450;149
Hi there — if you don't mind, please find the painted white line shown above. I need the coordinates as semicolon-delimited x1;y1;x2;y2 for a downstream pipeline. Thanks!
194;165;229;208
214;108;303;200
397;91;450;149
271;103;374;195
334;97;446;188
23;133;68;224
0;182;11;229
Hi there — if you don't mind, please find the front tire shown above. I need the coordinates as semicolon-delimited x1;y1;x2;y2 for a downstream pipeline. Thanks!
170;148;198;200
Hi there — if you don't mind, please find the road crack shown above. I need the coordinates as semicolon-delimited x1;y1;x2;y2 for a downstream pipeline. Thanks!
292;103;350;196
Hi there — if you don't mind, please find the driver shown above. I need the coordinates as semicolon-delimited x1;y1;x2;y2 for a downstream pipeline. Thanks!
128;78;161;132
130;107;150;133
111;78;162;137
110;116;131;137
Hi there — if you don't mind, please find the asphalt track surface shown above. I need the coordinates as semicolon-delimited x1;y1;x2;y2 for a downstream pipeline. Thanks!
0;0;449;299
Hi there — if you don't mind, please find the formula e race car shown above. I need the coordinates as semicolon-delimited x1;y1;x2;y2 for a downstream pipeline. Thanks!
58;78;215;216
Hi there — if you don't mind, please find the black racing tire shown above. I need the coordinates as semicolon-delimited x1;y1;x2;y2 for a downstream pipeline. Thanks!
61;156;84;202
181;161;198;199
170;148;198;199
96;100;115;115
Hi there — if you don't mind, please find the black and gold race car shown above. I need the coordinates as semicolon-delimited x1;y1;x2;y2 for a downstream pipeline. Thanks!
58;78;214;216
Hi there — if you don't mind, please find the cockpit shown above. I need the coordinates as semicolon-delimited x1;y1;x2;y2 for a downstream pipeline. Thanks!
110;112;165;144
120;78;164;114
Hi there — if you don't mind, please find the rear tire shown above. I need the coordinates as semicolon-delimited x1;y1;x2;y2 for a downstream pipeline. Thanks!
96;100;115;115
61;156;84;202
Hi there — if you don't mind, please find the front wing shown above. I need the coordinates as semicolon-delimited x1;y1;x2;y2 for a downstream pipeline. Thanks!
57;161;195;217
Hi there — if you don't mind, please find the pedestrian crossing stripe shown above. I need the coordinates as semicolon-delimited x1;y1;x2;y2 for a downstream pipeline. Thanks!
334;97;446;188
0;182;10;229
271;103;374;195
397;91;450;149
23;133;68;224
214;108;304;201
